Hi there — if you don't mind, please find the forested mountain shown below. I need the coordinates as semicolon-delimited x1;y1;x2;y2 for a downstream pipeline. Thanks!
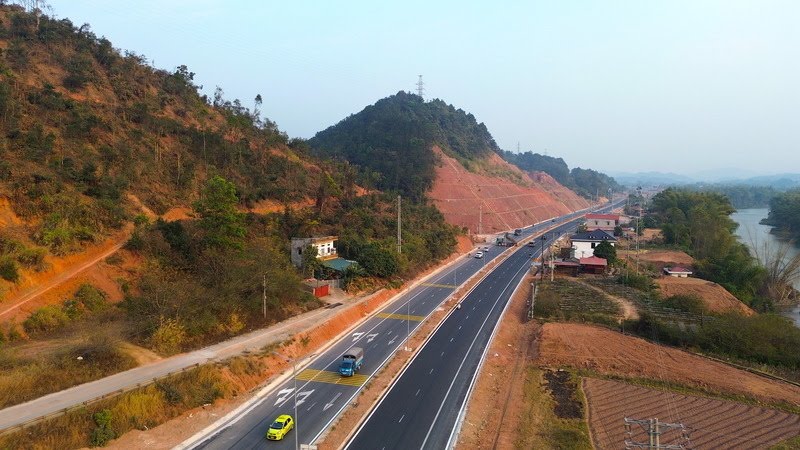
309;91;500;200
0;5;458;349
686;184;779;209
499;150;621;199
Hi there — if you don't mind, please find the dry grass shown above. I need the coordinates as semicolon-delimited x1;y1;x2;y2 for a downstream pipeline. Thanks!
0;334;137;409
515;368;592;449
0;364;231;449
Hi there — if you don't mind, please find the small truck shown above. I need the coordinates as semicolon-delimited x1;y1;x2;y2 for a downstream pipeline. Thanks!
339;347;364;377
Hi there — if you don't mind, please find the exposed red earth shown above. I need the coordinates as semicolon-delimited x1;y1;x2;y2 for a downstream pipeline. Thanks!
429;148;590;233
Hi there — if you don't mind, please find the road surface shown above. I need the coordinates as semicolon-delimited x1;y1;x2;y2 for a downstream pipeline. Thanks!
186;202;622;449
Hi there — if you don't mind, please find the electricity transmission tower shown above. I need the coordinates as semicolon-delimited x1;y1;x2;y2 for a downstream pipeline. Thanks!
416;75;425;98
624;417;692;449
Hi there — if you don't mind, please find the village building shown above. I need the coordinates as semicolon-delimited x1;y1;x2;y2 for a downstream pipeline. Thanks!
570;229;617;259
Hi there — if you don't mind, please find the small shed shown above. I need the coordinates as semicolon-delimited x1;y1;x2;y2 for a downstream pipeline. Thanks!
663;266;693;278
579;256;608;274
553;259;580;276
302;279;330;298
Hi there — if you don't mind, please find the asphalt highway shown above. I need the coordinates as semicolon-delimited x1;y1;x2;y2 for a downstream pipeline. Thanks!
188;201;621;450
346;202;623;450
191;239;502;450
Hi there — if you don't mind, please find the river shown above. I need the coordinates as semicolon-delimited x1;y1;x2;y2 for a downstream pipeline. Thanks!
730;208;800;326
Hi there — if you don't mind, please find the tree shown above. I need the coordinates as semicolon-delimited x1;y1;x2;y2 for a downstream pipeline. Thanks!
192;176;245;249
593;240;616;264
301;244;322;278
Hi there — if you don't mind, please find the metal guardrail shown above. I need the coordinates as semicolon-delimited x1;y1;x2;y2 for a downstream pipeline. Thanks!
0;362;203;437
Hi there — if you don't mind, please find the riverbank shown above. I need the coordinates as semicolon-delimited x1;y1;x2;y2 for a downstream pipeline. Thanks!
731;208;800;326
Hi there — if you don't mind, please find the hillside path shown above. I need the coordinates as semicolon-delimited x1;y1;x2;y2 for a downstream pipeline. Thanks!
571;277;639;320
0;223;133;320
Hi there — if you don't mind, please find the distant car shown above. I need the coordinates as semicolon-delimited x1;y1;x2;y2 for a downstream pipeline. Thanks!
474;251;483;259
514;229;522;236
266;414;294;441
483;246;490;251
527;241;535;247
552;218;556;222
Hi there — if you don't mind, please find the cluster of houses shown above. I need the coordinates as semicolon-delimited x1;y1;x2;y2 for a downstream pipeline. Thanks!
291;211;692;297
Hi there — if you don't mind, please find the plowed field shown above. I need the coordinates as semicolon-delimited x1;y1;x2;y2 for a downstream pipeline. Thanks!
538;323;800;407
584;378;800;449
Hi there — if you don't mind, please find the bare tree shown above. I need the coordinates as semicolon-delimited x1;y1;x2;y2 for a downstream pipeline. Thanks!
11;0;52;29
748;230;800;307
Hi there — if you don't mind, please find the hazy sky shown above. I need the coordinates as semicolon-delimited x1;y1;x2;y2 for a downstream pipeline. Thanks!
48;1;799;176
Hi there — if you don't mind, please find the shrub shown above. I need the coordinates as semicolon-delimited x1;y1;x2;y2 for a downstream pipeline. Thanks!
74;284;107;312
0;256;19;282
16;247;47;270
23;305;70;333
617;272;654;291
661;294;707;315
90;409;115;447
150;318;186;355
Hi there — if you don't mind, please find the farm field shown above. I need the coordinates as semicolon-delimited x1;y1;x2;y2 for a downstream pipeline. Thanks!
583;378;800;449
538;323;800;408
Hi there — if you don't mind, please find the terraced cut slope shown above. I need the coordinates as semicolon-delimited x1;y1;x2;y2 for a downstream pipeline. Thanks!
583;378;800;450
429;148;590;233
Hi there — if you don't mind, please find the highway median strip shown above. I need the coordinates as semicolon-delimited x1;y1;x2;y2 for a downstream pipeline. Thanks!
295;369;368;387
374;312;426;322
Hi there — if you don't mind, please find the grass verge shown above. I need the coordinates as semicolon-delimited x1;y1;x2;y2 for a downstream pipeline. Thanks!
515;367;592;449
0;334;137;409
0;359;253;449
771;435;800;450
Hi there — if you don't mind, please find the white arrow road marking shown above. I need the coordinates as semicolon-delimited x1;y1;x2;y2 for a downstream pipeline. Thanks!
274;388;295;406
388;335;398;345
351;332;364;342
366;333;378;343
323;392;342;411
296;389;314;407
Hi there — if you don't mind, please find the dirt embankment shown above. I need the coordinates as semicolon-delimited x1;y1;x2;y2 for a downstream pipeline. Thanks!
657;276;755;316
637;249;694;267
429;147;591;233
538;323;800;407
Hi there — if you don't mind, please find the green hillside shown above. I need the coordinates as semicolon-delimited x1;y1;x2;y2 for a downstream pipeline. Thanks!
309;91;500;200
500;150;622;199
0;5;458;351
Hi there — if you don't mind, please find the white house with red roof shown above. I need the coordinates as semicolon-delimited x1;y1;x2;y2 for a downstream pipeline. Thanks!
584;213;619;231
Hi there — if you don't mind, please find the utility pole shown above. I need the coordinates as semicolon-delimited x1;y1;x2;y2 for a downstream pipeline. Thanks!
397;195;402;254
262;273;267;319
540;235;547;282
550;233;555;282
416;75;425;98
478;205;482;236
624;417;691;449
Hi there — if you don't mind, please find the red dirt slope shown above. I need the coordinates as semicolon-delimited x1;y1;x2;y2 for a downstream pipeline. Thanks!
429;148;591;233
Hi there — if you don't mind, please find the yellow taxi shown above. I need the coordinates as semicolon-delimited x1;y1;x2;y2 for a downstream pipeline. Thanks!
265;414;294;441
